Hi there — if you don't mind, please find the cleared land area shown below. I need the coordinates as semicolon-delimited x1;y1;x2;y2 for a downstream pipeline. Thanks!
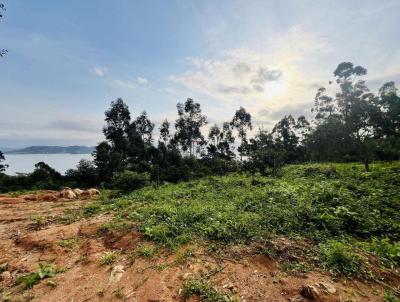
0;162;399;301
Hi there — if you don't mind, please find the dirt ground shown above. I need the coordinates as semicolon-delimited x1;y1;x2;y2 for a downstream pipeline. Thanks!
0;192;398;302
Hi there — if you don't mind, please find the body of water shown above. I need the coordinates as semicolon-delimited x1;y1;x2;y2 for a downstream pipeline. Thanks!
3;154;93;175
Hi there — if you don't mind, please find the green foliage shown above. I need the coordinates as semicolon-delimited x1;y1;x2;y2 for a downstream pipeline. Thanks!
105;162;400;249
135;244;158;258
279;262;310;273
100;252;118;265
319;240;365;277
58;237;77;249
31;215;46;227
83;203;102;218
367;237;400;266
384;291;400;302
15;263;55;289
111;170;150;192
182;278;239;302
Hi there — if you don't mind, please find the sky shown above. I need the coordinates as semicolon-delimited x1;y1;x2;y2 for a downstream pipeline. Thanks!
0;0;399;148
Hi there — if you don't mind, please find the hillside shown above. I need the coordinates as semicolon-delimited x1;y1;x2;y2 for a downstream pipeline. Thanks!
0;162;399;301
5;146;95;154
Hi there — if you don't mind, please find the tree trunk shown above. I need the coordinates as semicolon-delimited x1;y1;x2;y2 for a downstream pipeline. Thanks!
364;160;370;172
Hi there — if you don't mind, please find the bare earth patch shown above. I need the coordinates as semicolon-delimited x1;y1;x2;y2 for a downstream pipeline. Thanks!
0;192;398;302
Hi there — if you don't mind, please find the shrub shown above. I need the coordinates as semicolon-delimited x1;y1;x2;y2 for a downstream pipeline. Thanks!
83;203;102;218
135;244;158;258
368;237;400;266
15;263;55;289
182;278;239;302
100;252;117;265
111;170;150;192
319;240;365;277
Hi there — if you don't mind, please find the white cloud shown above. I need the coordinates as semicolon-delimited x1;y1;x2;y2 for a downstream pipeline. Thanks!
114;79;137;89
136;76;149;85
169;26;330;125
91;66;107;77
114;76;149;89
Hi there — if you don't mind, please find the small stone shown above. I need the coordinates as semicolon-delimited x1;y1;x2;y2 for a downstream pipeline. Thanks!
109;265;124;284
1;271;12;284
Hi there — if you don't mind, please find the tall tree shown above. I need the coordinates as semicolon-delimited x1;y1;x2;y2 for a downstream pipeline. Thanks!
207;122;235;160
159;119;171;145
310;62;381;171
248;130;283;176
0;150;8;173
134;111;154;144
93;141;113;182
231;107;252;160
272;115;310;163
377;82;400;137
174;98;207;156
103;98;131;153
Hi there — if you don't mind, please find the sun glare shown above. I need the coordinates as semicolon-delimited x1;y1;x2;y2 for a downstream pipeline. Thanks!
262;77;288;98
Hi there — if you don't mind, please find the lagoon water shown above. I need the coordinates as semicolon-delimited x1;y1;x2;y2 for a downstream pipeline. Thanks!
3;154;93;175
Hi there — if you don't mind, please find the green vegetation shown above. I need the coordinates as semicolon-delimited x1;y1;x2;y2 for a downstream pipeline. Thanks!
1;62;399;193
366;237;400;267
83;203;102;218
31;215;46;227
98;162;399;278
58;237;78;249
100;252;118;265
319;240;365;277
105;162;399;244
182;278;239;302
15;263;55;289
111;170;150;192
135;244;158;258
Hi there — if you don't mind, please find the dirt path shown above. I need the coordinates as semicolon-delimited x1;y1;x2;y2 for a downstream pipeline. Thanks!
0;193;396;302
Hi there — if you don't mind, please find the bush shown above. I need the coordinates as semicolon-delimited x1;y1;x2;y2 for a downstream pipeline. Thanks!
319;240;365;277
111;170;150;192
100;252;117;265
368;237;400;266
15;263;55;289
183;278;239;302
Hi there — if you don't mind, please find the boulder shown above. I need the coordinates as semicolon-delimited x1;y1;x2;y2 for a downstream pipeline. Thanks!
81;188;100;198
73;189;83;196
59;189;76;199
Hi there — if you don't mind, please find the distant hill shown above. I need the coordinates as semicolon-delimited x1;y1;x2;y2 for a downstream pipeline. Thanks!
0;147;16;153
5;146;95;154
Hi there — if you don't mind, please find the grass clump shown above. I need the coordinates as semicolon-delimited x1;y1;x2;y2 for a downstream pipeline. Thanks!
31;215;46;227
135;244;158;258
319;240;365;277
58;237;77;249
182;278;239;302
15;263;55;289
100;252;118;265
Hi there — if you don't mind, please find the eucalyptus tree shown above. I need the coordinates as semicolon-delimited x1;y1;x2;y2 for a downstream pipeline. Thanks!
134;111;154;144
0;150;7;173
174;98;207;156
230;107;252;160
159;119;171;145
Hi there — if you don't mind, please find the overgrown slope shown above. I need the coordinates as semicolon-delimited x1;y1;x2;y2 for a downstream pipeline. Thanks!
105;162;400;246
